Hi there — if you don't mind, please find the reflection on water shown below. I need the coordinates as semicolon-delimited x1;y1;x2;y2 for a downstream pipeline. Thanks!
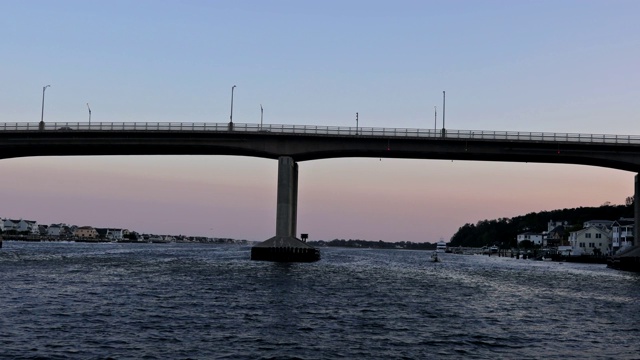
1;241;639;359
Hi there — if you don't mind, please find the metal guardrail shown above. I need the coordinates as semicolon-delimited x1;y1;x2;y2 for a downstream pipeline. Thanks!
2;122;640;145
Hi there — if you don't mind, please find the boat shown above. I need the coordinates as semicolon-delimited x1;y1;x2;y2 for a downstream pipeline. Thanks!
489;245;499;253
430;251;440;262
436;239;447;252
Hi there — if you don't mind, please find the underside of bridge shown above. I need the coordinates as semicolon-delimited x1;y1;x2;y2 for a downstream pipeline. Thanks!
250;156;320;262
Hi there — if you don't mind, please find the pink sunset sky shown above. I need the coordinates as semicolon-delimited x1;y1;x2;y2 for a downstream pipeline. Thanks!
0;156;633;243
1;1;639;243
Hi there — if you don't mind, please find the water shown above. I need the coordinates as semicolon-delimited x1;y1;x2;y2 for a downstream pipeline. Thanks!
1;241;639;359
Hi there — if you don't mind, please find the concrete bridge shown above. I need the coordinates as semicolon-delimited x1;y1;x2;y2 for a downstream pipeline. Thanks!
2;121;640;262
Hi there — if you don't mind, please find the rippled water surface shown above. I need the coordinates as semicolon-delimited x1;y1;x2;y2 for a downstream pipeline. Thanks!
1;241;640;359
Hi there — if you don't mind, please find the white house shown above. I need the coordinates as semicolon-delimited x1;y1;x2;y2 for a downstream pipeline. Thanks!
108;229;126;241
3;219;39;234
583;220;614;229
517;232;544;246
96;228;128;241
569;226;611;255
611;218;634;253
47;224;64;237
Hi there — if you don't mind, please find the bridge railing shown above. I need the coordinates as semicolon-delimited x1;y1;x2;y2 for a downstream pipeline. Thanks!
2;121;640;145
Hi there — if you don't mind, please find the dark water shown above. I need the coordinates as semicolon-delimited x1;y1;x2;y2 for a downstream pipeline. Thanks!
1;241;639;359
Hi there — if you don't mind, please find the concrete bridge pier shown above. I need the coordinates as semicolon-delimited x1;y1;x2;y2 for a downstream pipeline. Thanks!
608;173;640;271
635;174;639;242
251;156;320;262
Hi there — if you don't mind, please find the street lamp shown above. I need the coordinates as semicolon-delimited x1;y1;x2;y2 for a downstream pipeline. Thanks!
40;85;50;130
260;104;263;129
356;112;359;135
442;90;446;137
229;85;236;128
87;103;92;124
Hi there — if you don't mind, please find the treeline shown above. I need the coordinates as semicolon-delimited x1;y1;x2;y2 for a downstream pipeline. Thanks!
449;203;633;248
308;239;436;250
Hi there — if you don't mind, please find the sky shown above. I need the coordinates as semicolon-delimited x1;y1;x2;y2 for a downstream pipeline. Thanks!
1;0;639;243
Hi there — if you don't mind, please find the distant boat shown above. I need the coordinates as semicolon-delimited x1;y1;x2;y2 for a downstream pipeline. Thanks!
489;245;499;253
436;239;447;252
430;251;440;262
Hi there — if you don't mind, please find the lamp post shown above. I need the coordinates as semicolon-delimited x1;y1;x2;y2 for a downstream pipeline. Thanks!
87;103;92;124
40;85;50;130
356;112;359;135
260;104;263;129
229;85;236;129
442;90;446;137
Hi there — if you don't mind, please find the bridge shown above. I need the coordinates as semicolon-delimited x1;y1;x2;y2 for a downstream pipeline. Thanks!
1;121;639;262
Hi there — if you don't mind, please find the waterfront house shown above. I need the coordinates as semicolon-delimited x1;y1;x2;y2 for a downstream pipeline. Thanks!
108;228;126;241
569;226;612;255
611;218;634;253
95;228;127;241
47;224;64;237
583;220;614;230
548;220;568;232
544;225;566;247
3;219;39;234
74;226;99;239
517;232;544;246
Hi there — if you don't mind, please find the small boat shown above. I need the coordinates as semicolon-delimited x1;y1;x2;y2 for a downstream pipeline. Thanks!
430;251;440;262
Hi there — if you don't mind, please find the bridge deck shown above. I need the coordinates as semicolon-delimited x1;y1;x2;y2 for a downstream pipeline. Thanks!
2;122;640;145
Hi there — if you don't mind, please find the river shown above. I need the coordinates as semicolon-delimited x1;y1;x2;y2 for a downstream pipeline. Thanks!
1;241;639;359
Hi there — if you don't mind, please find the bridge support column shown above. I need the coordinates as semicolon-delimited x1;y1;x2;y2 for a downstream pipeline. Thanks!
250;156;320;262
275;156;298;238
610;174;640;271
635;174;639;244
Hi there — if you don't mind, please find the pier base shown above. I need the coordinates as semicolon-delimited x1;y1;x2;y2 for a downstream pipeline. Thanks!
251;236;320;262
251;156;320;262
607;246;640;272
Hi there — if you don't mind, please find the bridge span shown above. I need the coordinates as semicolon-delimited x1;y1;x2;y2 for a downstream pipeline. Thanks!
1;121;639;262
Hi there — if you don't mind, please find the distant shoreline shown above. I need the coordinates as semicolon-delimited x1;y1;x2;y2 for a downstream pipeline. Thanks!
0;237;248;245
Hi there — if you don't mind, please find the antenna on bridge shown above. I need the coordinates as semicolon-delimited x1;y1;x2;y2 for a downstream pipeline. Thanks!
87;103;91;124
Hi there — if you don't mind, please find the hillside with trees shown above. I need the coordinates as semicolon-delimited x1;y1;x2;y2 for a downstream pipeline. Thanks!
449;198;634;248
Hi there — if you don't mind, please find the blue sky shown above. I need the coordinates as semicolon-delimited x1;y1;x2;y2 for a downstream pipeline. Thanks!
1;1;639;242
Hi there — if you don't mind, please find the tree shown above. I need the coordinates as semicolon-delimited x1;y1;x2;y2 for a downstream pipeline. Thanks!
626;196;634;206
